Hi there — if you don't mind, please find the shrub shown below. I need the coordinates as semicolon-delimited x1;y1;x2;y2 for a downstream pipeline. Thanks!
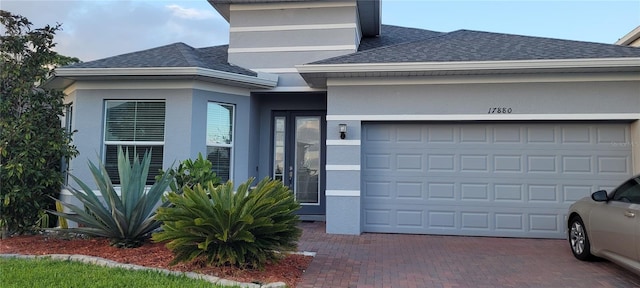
0;10;79;234
50;147;173;248
153;177;301;268
156;153;221;194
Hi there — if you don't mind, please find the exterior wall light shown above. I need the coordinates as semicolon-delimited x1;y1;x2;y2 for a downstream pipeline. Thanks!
339;123;347;139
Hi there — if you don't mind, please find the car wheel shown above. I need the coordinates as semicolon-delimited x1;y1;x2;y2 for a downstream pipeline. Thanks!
569;216;592;261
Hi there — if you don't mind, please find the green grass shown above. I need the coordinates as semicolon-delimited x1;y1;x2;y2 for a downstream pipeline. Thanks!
0;257;236;288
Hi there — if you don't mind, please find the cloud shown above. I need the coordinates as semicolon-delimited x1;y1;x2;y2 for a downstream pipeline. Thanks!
2;0;229;62
166;4;216;20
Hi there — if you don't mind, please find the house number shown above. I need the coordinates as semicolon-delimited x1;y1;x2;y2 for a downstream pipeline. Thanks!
487;107;512;114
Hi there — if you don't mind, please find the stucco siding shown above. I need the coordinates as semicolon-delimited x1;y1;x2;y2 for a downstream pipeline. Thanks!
192;89;252;183
324;77;640;235
327;80;640;116
230;28;357;49
68;87;192;188
227;1;359;74
230;50;357;71
229;4;357;28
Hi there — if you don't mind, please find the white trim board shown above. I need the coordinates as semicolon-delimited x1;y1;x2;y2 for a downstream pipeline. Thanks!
229;45;356;53
231;23;357;32
64;80;252;96
230;1;356;11
327;113;640;121
326;165;360;171
298;58;640;73
253;86;325;92
326;73;640;86
326;140;361;146
252;68;299;73
326;190;360;197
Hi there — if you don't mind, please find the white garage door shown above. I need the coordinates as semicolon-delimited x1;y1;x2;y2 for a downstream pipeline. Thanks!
361;122;633;238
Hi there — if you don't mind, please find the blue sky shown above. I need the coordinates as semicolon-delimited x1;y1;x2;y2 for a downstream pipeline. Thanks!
2;0;639;62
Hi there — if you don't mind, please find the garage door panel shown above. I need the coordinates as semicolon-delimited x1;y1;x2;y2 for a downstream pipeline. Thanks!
362;122;632;238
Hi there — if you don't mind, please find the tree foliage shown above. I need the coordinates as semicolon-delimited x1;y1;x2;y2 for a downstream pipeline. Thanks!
156;153;221;194
0;10;79;233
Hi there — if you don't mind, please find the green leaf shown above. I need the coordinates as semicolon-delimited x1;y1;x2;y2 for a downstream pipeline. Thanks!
153;177;301;268
54;146;173;247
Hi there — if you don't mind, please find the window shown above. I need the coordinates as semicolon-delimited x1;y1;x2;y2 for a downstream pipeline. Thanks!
612;177;640;204
206;102;234;182
104;101;165;185
61;103;73;185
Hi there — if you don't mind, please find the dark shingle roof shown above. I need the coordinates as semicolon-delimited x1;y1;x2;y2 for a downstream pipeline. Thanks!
358;24;443;51
66;43;257;77
315;29;640;65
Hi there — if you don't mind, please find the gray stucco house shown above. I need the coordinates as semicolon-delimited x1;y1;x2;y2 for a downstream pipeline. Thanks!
49;0;640;238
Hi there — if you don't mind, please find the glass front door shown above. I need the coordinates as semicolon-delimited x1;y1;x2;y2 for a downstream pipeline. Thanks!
273;111;325;215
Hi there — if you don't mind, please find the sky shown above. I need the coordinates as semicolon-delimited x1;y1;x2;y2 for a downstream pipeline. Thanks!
2;0;639;63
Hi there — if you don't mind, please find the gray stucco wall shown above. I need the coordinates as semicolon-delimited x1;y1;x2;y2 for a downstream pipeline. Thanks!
66;81;253;190
324;78;640;235
227;2;359;75
192;89;252;182
327;80;640;115
69;86;192;188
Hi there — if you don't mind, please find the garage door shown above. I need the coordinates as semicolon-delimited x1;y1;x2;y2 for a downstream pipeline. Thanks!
361;122;633;238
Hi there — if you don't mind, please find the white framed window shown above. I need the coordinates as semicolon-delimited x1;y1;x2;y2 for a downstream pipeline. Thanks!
61;103;73;185
206;102;234;182
104;100;165;185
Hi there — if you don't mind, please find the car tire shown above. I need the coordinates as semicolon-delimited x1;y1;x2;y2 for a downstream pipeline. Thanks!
568;216;593;261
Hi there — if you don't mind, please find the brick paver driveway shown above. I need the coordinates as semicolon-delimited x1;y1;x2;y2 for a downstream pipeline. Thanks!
296;221;640;288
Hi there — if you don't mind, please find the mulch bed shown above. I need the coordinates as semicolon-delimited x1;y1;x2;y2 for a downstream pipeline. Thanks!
0;234;312;287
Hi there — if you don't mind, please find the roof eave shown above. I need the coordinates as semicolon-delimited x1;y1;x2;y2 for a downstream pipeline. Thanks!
615;26;640;46
45;67;278;90
296;58;640;88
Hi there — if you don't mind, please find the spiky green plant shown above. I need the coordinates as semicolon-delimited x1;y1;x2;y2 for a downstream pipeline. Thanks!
153;177;301;268
49;147;173;248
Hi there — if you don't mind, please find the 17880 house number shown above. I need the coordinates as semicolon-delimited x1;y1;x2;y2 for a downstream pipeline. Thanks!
488;107;513;114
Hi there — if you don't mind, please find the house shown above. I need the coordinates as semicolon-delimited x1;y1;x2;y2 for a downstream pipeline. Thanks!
617;25;640;47
47;0;640;238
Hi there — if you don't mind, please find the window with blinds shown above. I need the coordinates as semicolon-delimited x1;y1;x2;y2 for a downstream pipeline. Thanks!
206;102;234;182
104;101;165;185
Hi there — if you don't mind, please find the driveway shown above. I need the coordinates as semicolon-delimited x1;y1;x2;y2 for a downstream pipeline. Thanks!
296;221;640;288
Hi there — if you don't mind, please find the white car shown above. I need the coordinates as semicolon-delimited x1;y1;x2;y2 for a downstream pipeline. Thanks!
567;175;640;276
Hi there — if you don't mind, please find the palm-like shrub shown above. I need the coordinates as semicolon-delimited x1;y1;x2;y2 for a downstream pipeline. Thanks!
152;177;301;268
50;148;173;248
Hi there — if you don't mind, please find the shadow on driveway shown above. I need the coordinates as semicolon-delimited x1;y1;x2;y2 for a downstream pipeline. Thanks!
297;221;640;288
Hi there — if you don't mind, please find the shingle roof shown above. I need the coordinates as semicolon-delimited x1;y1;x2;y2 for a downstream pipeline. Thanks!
314;29;640;65
358;24;443;51
65;25;640;77
66;43;257;77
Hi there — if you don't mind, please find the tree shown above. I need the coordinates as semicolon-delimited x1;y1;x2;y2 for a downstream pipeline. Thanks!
0;10;79;234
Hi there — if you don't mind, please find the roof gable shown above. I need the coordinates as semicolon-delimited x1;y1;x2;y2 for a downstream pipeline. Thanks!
66;42;257;77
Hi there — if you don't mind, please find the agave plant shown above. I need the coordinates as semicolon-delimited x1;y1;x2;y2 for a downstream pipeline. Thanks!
50;147;173;248
153;177;301;268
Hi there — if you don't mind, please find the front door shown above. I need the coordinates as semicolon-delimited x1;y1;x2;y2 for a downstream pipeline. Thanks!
272;111;325;215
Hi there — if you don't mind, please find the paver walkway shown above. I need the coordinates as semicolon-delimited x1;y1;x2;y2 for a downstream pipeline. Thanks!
296;221;640;288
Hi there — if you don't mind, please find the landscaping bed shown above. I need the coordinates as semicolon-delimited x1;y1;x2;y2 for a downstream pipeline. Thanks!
0;234;312;287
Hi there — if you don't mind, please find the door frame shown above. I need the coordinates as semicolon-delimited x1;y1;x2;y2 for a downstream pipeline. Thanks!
270;110;326;216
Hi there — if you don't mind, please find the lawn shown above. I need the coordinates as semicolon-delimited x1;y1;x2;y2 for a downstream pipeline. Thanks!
0;257;236;288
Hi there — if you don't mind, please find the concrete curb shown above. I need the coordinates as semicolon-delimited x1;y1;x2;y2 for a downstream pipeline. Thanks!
0;253;288;288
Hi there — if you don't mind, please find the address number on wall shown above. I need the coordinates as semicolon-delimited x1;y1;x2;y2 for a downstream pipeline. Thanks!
487;107;513;114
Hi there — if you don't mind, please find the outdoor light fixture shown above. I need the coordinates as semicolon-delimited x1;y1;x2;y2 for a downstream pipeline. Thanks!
339;124;347;139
